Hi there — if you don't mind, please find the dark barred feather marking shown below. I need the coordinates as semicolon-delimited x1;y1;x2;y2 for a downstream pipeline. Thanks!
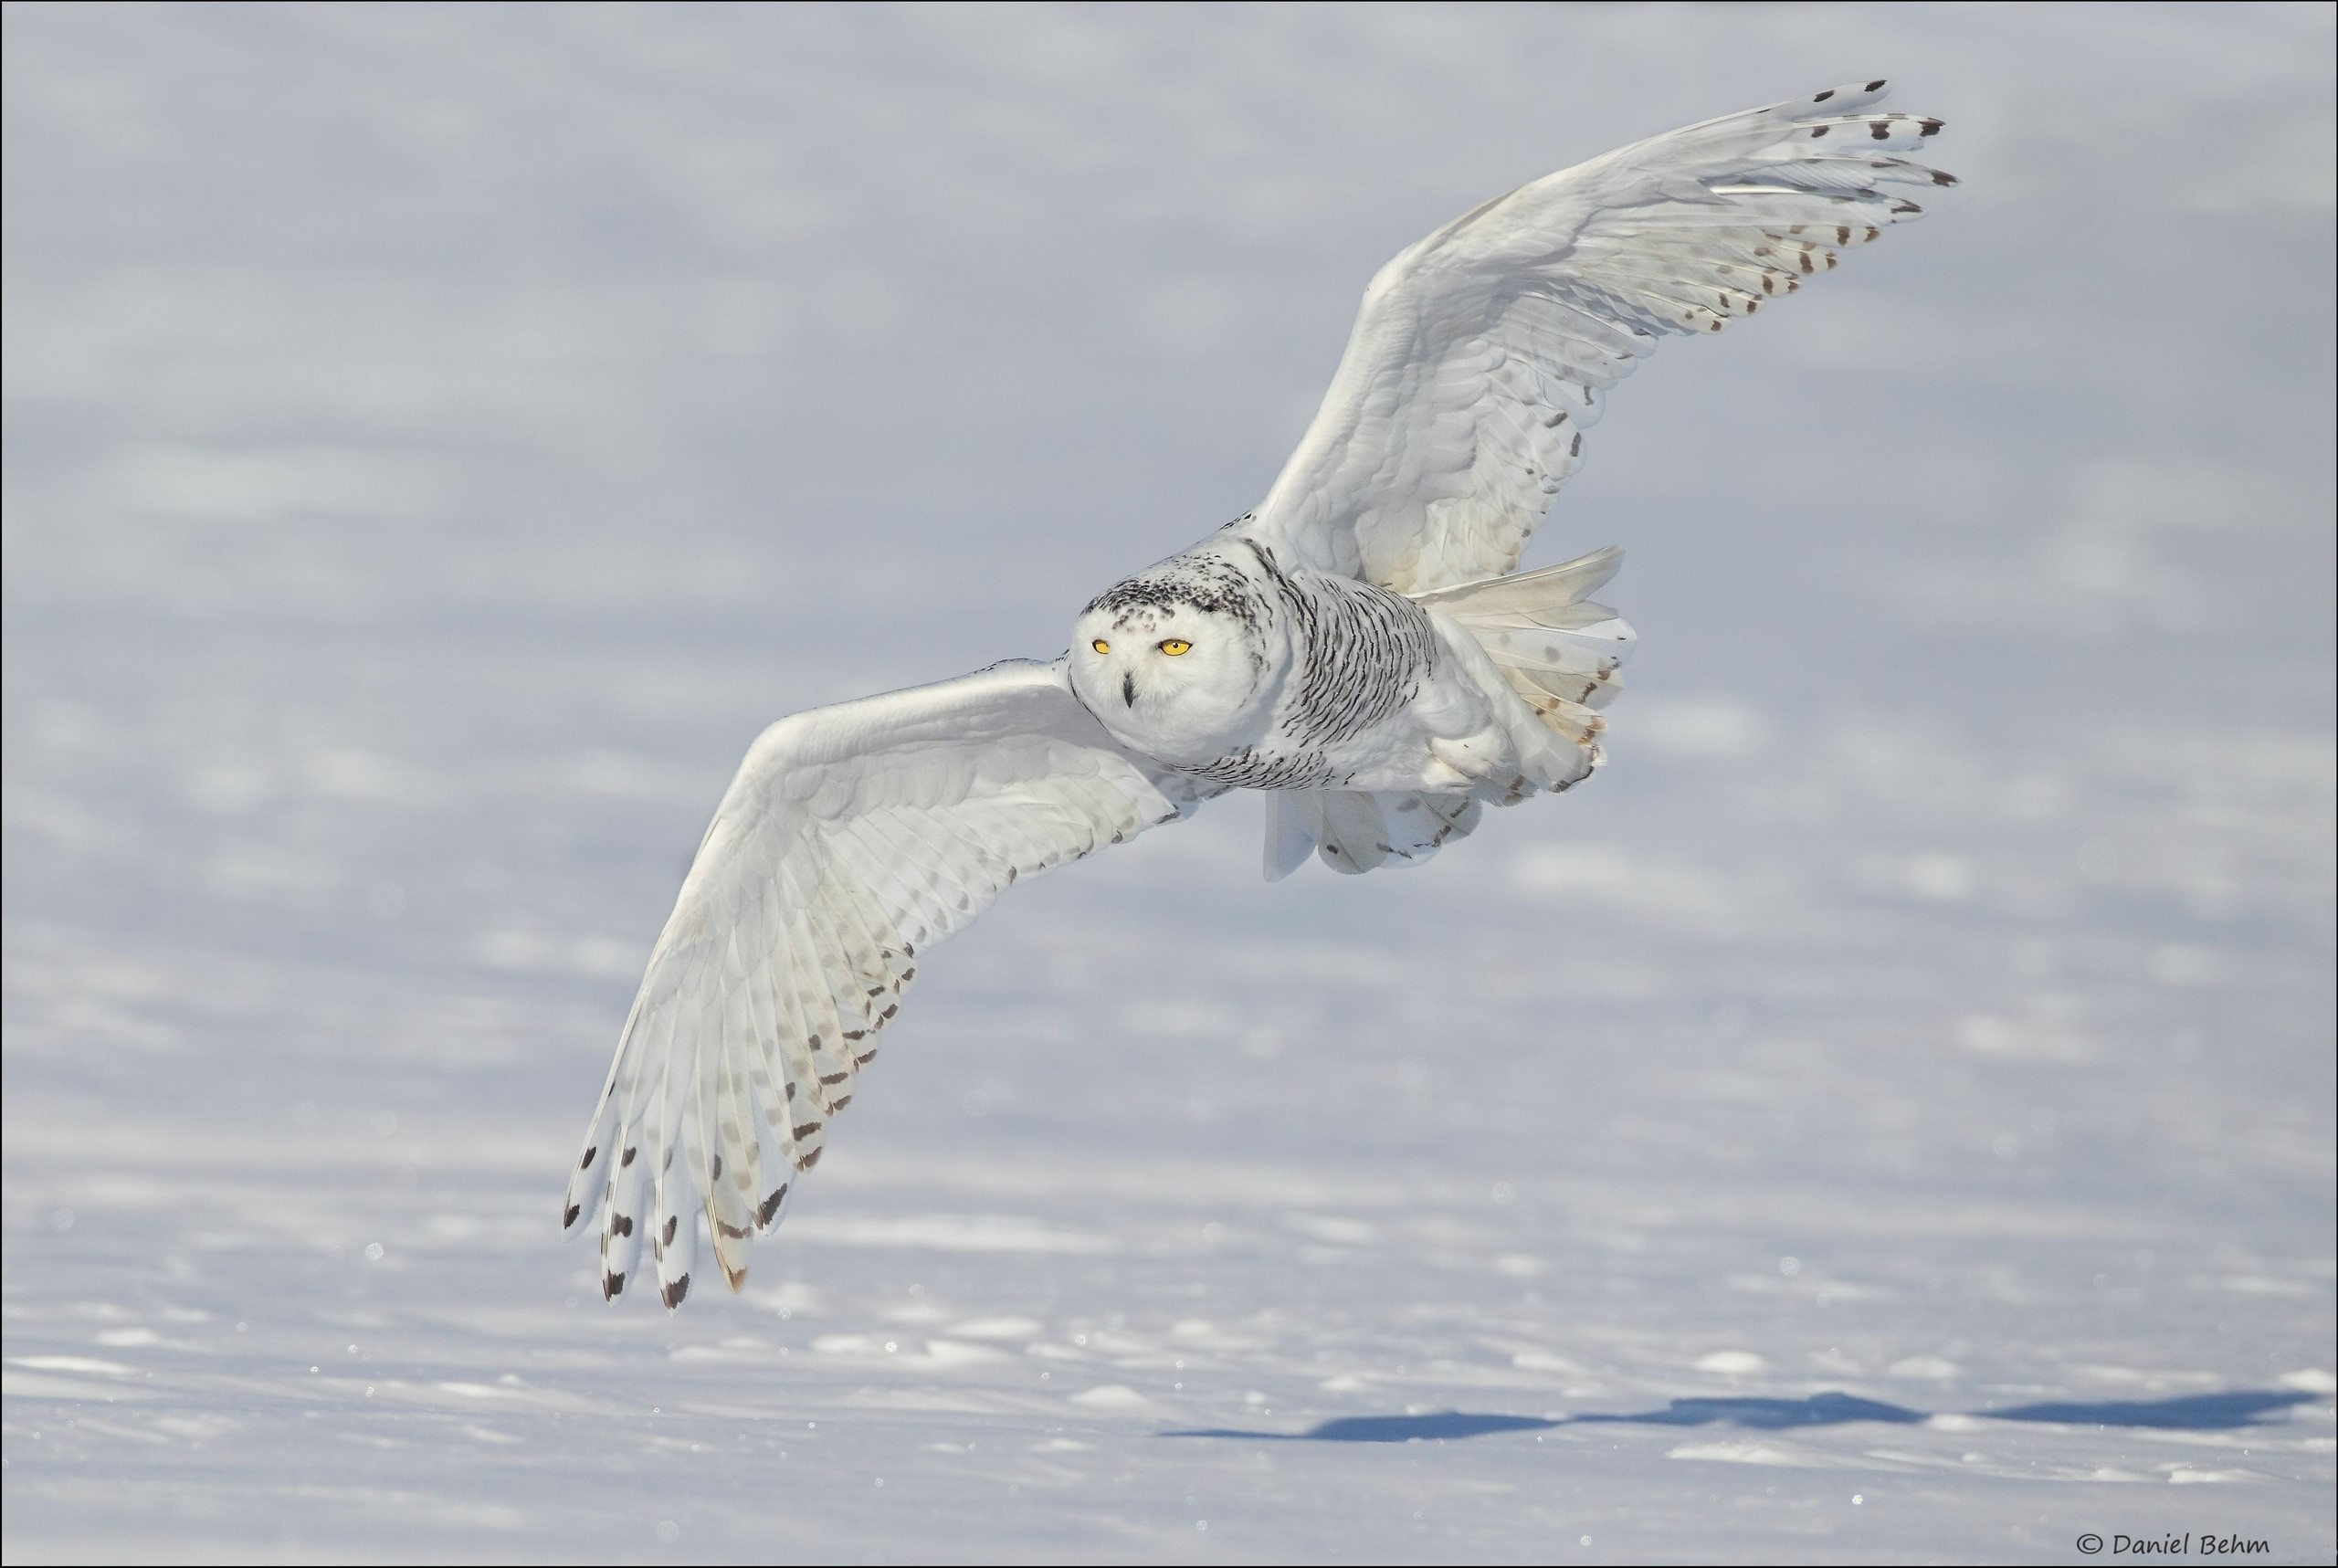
1194;744;1333;790
1086;549;1272;632
1184;542;1435;788
1281;574;1435;749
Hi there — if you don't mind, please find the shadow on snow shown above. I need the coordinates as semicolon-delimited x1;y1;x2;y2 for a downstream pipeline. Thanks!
1164;1389;2318;1445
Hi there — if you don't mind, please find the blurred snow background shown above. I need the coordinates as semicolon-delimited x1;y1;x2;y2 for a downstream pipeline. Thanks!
3;4;2331;1563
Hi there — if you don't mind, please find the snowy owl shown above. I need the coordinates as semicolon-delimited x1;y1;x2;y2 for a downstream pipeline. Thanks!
563;81;1953;1307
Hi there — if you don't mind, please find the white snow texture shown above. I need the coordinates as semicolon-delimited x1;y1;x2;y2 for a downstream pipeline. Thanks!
4;5;2333;1564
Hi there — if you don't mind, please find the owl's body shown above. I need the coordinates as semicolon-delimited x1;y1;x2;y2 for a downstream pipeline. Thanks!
563;80;1954;1307
1070;533;1617;873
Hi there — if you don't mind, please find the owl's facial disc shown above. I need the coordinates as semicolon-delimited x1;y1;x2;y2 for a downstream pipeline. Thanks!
1069;598;1276;763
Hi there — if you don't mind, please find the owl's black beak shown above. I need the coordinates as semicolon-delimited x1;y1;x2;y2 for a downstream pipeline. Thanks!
1121;672;1137;707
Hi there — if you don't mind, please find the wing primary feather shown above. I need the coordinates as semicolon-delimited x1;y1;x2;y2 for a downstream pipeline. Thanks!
703;994;759;1291
563;1089;619;1235
649;1032;697;1311
599;1119;648;1300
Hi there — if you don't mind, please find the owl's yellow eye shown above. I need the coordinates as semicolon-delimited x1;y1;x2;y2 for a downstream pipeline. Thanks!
1158;638;1192;657
1091;639;1111;655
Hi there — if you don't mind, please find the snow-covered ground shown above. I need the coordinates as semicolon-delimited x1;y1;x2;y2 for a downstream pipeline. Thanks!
5;5;2332;1563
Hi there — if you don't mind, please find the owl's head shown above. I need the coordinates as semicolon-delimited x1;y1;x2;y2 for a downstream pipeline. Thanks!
1069;550;1288;765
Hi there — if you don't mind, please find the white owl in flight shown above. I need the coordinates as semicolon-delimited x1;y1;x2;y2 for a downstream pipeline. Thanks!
564;81;1953;1306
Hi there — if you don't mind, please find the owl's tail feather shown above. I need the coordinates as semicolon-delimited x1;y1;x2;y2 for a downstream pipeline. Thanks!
1265;787;1482;879
1410;545;1635;741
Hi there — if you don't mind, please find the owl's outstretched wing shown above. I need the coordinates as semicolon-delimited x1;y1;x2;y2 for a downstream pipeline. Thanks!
561;658;1214;1308
1237;79;1952;594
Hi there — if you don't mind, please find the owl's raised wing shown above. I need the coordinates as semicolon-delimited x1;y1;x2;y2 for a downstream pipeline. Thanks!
561;658;1214;1308
1237;80;1953;593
